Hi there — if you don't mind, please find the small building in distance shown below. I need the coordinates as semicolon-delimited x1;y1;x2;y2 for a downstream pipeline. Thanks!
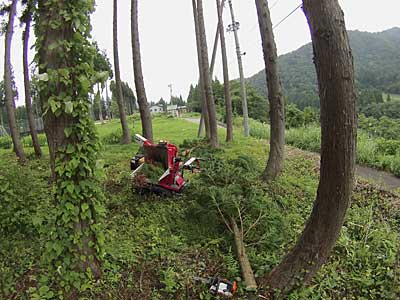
149;105;164;114
167;105;187;118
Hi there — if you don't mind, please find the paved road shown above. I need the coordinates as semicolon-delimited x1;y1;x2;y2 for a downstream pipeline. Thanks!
184;117;400;192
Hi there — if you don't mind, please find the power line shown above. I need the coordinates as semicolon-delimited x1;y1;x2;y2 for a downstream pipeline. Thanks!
269;0;281;10
273;3;302;30
246;0;282;34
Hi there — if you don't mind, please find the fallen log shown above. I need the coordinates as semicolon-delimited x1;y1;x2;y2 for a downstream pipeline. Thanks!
231;217;257;292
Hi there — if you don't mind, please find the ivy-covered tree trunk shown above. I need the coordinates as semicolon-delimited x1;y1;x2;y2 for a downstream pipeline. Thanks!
113;0;131;144
4;0;26;162
192;0;210;140
23;8;42;158
255;0;285;182
35;1;104;298
260;0;357;295
131;0;153;141
216;0;233;142
197;0;219;148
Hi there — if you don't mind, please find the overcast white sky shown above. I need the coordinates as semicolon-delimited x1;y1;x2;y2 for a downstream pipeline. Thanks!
1;0;400;107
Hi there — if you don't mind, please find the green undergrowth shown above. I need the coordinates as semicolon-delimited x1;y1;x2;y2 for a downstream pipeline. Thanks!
0;116;399;299
247;119;400;177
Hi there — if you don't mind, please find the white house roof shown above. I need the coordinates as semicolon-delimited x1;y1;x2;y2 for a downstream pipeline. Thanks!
167;105;178;110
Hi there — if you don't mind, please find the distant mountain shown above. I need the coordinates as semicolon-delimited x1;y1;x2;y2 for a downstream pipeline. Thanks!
248;27;400;109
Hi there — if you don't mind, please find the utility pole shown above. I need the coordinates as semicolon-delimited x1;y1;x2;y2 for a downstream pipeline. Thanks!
168;83;173;103
227;0;249;137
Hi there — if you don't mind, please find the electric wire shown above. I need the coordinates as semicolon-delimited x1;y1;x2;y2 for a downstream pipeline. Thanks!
246;0;282;34
273;3;302;30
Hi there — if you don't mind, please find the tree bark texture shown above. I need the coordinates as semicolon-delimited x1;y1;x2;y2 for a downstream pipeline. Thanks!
192;0;210;139
113;0;131;144
23;12;42;158
97;84;104;123
131;0;153;141
4;0;26;162
228;0;250;137
197;0;225;137
36;0;102;290
255;0;285;181
231;218;257;291
197;0;219;148
216;0;233;142
261;0;357;295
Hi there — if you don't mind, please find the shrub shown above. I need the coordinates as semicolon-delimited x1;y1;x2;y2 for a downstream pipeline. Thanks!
375;138;400;156
390;154;400;177
102;129;123;145
285;126;321;153
0;136;12;149
21;134;47;148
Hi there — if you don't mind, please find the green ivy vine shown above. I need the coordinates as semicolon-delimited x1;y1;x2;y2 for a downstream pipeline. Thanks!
33;0;105;298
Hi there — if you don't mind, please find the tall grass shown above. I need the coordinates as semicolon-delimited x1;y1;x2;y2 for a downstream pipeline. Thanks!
244;118;400;177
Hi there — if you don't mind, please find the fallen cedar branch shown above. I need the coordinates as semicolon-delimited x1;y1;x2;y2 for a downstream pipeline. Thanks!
231;217;258;292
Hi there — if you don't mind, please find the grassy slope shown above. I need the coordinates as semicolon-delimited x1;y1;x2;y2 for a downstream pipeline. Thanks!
0;115;399;299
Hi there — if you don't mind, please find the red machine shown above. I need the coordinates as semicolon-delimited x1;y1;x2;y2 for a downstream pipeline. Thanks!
130;134;200;195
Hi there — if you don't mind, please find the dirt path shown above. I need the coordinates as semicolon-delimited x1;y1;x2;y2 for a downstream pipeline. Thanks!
184;118;400;192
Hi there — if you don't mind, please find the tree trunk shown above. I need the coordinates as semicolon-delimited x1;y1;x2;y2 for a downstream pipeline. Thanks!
4;0;26;162
36;1;103;297
113;0;131;144
105;80;111;119
255;0;285;182
131;0;153;141
196;0;226;138
228;0;250;137
261;0;357;295
197;0;219;148
23;12;42;158
217;0;233;142
0;107;4;128
97;84;104;123
231;218;257;292
192;0;210;139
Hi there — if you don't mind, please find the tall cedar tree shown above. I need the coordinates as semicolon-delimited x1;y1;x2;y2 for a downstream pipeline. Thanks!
197;0;219;148
35;0;104;297
196;0;225;137
4;0;26;162
113;0;131;144
261;0;357;295
216;0;233;141
131;0;153;140
22;1;42;157
192;0;210;139
255;0;285;181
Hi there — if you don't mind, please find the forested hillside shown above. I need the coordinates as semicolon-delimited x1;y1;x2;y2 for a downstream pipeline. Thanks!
248;27;400;109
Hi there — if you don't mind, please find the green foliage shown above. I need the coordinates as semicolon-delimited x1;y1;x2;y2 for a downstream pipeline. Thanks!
286;103;305;128
359;114;400;140
0;135;12;149
101;128;123;145
22;133;47;147
110;80;137;116
248;28;400;108
33;0;106;296
187;80;269;123
2;117;400;299
0;154;51;297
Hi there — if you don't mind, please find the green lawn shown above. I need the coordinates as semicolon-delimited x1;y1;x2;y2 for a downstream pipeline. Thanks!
383;93;400;102
0;115;399;299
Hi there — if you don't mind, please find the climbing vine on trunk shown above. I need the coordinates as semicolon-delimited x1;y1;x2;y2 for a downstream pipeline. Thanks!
34;0;105;298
